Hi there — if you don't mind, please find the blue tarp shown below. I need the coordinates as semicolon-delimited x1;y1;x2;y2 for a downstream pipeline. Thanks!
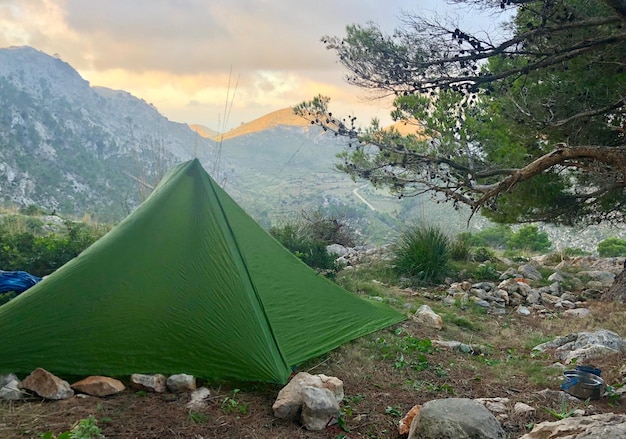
0;270;42;294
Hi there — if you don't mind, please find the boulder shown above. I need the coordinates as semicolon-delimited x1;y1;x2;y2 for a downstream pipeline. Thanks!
130;373;167;393
533;329;625;364
300;386;340;431
412;304;443;330
518;264;542;281
0;373;23;400
399;404;421;435
519;413;626;438
272;372;343;420
408;398;505;439
166;374;196;392
186;387;211;410
20;368;74;400
71;376;125;396
563;308;591;318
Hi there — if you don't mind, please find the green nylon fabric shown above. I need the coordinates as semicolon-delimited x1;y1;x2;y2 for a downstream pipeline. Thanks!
0;159;404;383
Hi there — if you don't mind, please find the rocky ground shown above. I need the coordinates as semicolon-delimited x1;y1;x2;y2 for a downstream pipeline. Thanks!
2;254;626;438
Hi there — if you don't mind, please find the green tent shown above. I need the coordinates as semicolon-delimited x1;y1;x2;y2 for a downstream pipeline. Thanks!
0;159;404;383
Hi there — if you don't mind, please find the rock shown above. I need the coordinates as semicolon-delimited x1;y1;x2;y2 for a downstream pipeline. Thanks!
513;402;535;416
166;374;196;392
518;264;542;281
561;292;578;302
326;244;348;257
412;304;443;330
526;290;541;304
408;398;505;439
563;308;591;318
548;271;565;282
579;270;615;288
471;297;491;308
533;329;625;364
272;372;343;420
71;376;125;396
186;387;211;410
555;299;576;309
399;404;421;435
443;295;456;306
541;292;561;304
0;373;23;400
476;397;509;414
517;305;531;316
20;368;74;400
519;413;626;438
300;386;340;431
130;373;167;393
432;340;488;355
549;281;562;295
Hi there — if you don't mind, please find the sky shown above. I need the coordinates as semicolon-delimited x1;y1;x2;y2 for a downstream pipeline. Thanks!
0;0;509;132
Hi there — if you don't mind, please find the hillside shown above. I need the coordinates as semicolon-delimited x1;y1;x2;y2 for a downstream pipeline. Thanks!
211;108;313;141
0;46;218;220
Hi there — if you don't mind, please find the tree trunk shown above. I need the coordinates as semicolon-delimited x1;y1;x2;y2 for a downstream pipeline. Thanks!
602;262;626;302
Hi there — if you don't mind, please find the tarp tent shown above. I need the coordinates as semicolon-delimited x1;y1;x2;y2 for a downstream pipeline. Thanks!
0;159;404;383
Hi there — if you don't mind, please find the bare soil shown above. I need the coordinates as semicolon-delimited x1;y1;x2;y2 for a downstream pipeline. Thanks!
2;297;625;439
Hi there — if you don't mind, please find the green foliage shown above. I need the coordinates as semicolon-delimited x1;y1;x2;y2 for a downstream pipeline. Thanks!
561;247;590;257
311;0;626;226
597;237;626;257
471;263;500;281
507;225;552;253
269;217;343;278
40;415;104;439
188;411;209;424
0;216;104;277
544;395;579;420
471;225;514;249
392;225;450;284
449;236;471;262
471;247;497;263
0;291;16;306
221;389;249;416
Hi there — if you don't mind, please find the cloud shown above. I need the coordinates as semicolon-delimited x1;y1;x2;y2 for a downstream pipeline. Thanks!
0;0;501;129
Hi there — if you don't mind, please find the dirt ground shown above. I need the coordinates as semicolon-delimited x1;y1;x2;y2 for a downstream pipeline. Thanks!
1;298;626;439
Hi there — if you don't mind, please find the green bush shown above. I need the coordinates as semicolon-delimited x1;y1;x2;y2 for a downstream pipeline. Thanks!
449;236;472;262
507;225;552;253
0;216;105;277
471;246;497;263
269;219;342;277
472;263;500;281
392;225;450;284
597;237;626;257
473;225;514;249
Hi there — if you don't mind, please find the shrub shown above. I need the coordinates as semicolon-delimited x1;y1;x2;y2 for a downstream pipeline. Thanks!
472;263;500;281
473;225;513;249
269;219;342;277
507;225;552;253
303;211;356;247
449;236;472;261
392;225;450;284
597;237;626;257
0;216;105;277
471;246;497;263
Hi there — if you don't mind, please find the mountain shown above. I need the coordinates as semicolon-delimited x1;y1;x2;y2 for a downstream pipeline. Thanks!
0;46;491;242
1;46;622;249
189;124;219;139
0;46;218;220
